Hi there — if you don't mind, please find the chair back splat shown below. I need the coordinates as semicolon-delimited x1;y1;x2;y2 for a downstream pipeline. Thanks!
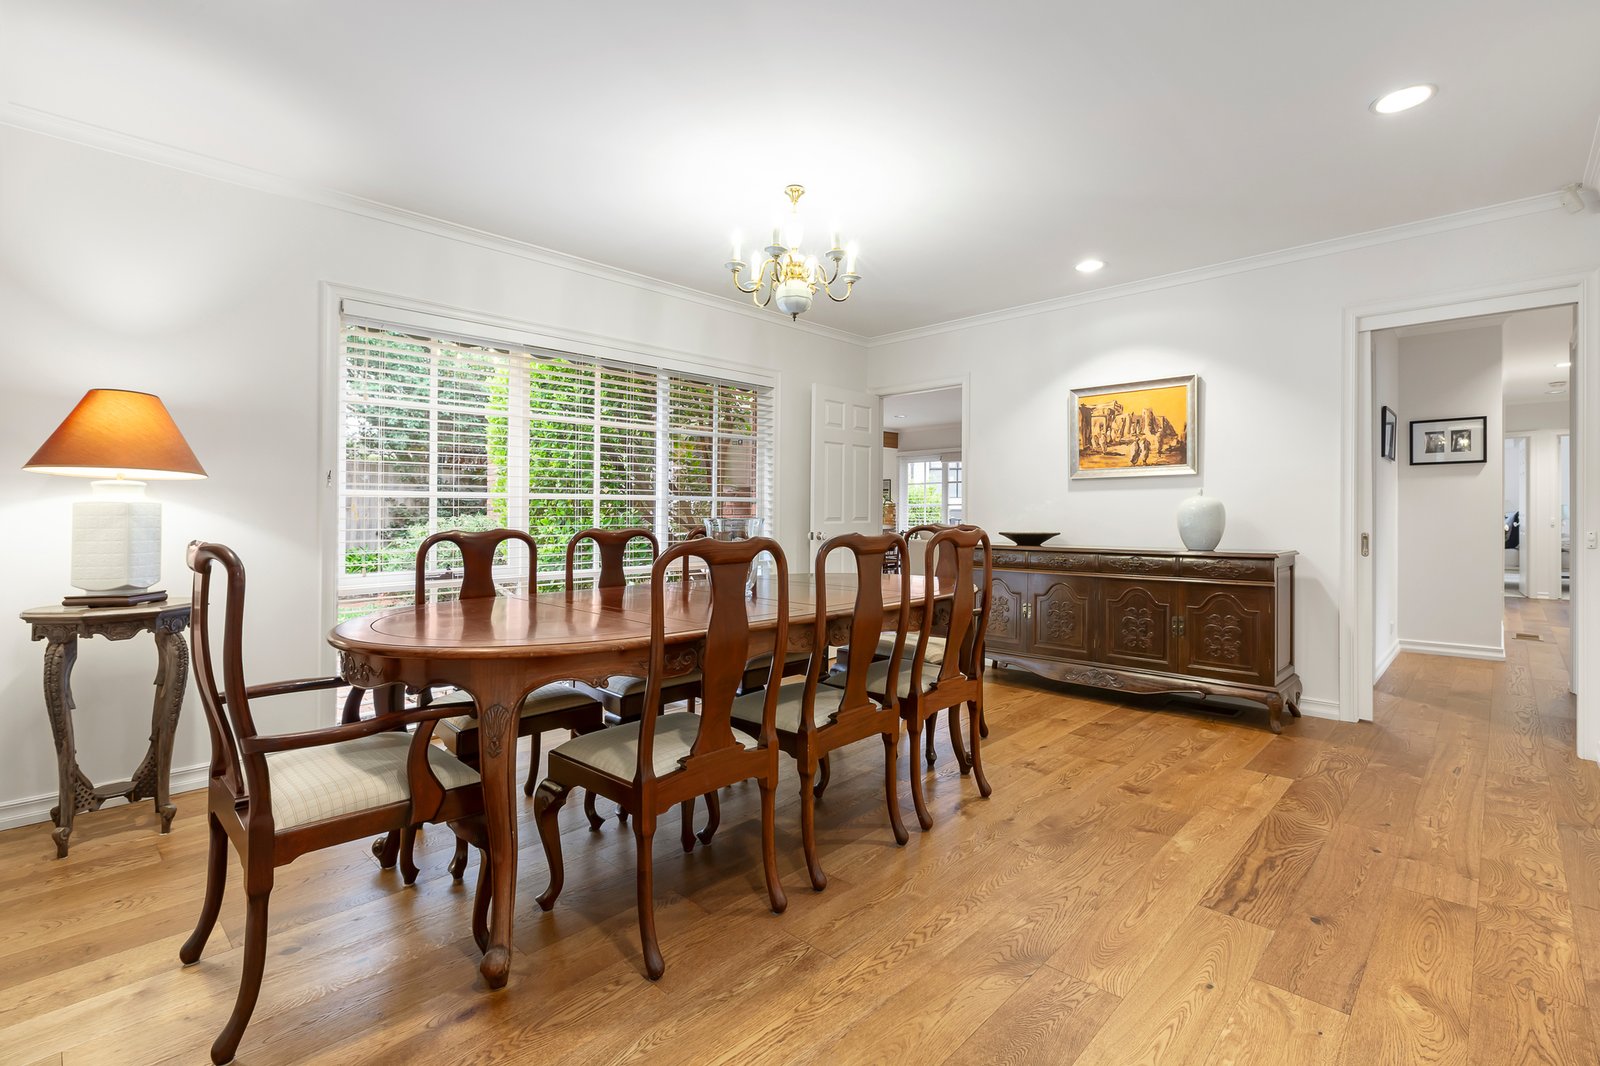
414;528;537;603
920;524;991;689
646;536;789;776
188;542;255;804
566;527;660;592
813;533;911;726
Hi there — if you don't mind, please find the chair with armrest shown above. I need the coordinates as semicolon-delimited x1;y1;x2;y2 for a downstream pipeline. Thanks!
180;542;489;1066
730;532;910;889
531;536;790;979
824;524;993;829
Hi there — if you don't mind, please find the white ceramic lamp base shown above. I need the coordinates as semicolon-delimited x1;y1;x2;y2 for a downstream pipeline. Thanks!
65;480;167;606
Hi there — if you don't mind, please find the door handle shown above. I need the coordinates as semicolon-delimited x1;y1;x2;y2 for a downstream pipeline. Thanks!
1361;533;1370;558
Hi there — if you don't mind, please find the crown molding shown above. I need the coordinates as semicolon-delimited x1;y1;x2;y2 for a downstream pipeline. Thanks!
865;191;1568;348
0;103;870;348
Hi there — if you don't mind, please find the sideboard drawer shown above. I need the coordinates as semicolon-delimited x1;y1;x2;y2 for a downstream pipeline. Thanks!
1176;557;1275;582
1096;554;1178;577
989;549;1031;568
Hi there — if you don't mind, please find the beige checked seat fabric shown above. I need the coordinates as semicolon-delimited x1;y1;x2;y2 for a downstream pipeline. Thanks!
262;732;480;831
548;711;749;780
436;682;602;750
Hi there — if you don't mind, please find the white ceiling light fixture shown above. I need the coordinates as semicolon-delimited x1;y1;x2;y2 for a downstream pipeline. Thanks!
1370;84;1437;114
1557;361;1573;368
1075;258;1106;273
726;185;860;321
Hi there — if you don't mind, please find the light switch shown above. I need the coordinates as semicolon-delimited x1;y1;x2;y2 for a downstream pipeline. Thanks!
1589;531;1598;549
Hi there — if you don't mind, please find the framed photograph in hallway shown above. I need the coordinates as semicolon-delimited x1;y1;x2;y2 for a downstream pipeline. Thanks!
1409;415;1487;466
1069;374;1198;479
1380;405;1397;461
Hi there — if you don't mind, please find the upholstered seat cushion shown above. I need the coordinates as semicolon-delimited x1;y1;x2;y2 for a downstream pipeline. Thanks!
729;679;819;734
598;671;703;698
822;658;952;700
550;711;746;780
440;682;601;738
873;635;945;664
262;732;479;832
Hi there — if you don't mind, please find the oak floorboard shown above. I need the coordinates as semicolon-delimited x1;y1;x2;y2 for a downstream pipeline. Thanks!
1196;979;1348;1066
939;965;1120;1066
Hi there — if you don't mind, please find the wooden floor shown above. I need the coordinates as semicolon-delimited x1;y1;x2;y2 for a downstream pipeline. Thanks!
3;597;1598;1064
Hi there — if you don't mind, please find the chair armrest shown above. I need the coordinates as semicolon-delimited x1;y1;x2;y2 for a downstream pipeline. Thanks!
241;704;460;755
244;676;346;701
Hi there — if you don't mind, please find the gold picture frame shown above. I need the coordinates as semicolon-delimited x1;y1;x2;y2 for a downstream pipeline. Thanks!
1069;375;1199;479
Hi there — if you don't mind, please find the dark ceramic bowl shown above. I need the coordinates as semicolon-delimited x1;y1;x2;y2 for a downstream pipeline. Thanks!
997;531;1059;547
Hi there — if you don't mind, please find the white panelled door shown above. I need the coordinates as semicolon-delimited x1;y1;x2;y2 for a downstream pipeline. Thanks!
810;384;881;572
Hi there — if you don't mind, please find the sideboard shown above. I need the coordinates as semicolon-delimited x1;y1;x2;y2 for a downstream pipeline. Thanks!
977;544;1302;733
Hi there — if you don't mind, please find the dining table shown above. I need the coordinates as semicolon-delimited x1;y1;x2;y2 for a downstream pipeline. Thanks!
328;571;945;988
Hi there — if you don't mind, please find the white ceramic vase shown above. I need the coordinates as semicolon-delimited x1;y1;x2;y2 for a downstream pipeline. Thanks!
1177;490;1225;551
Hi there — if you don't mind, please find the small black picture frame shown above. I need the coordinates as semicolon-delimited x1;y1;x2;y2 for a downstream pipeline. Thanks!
1409;415;1487;465
1380;405;1397;462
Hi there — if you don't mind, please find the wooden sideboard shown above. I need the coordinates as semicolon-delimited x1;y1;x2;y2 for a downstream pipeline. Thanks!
978;545;1302;733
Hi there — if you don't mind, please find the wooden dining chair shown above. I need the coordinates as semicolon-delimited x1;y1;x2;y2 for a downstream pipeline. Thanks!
531;536;791;980
729;532;910;890
397;528;605;878
181;542;491;1066
824;524;993;830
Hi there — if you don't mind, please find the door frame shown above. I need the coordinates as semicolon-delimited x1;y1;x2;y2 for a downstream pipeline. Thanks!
1342;270;1600;761
870;374;972;520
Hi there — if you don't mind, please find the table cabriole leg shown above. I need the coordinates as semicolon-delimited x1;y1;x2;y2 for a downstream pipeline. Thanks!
472;687;522;989
154;627;188;831
43;636;82;857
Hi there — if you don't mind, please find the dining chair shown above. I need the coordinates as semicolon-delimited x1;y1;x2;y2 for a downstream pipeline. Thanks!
824;524;993;830
729;532;910;890
397;528;606;879
181;542;491;1066
531;536;791;980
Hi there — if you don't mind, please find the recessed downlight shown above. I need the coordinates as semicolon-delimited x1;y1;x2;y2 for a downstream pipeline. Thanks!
1075;258;1105;274
1371;84;1436;114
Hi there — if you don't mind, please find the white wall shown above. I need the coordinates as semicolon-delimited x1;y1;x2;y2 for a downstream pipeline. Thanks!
1396;326;1505;655
1373;332;1401;675
867;205;1600;720
0;127;869;827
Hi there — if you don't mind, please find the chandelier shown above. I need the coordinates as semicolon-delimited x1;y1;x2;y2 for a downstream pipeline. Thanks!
726;185;860;320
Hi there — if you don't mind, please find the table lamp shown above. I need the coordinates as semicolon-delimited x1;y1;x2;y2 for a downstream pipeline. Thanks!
23;389;207;607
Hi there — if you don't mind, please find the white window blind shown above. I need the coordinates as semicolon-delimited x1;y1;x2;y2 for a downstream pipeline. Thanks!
337;319;775;619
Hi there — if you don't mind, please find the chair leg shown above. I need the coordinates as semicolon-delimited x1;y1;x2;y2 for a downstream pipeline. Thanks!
180;812;228;965
695;789;721;845
635;815;665;980
883;732;909;846
679;798;696;853
210;889;269;1066
523;730;543;797
924;717;937;768
371;830;400;868
534;781;570;911
448;837;470;881
906;715;933;831
399;825;421;885
967;700;993;798
584;789;605;832
799;762;826;891
758;778;788;914
978;705;990;739
813;753;831;799
948;704;971;775
472;849;493;954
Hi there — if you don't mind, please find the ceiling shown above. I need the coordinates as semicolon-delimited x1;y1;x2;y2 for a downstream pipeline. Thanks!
883;387;962;431
5;1;1599;338
1503;305;1576;406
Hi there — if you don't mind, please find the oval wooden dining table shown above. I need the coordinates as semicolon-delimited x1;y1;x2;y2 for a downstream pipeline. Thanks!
328;572;942;988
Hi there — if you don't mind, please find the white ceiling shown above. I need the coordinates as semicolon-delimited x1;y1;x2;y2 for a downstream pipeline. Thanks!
5;1;1599;338
883;387;962;431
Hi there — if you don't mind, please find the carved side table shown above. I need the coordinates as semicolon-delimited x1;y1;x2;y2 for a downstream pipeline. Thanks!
20;600;192;857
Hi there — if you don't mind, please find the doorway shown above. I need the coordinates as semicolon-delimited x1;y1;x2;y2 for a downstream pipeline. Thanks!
1505;434;1529;597
879;383;966;575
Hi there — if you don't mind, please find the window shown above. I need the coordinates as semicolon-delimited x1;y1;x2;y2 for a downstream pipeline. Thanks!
337;317;775;619
900;453;963;527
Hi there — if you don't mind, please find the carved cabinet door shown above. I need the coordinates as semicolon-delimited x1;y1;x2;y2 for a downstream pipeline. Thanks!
983;571;1027;654
1099;580;1179;672
1177;588;1273;684
1028;573;1092;660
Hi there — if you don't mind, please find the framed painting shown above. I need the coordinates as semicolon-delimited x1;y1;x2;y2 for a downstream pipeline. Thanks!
1380;405;1397;462
1069;374;1198;479
1409;415;1486;465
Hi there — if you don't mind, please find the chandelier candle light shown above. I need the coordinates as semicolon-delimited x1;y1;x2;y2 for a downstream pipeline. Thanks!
727;185;860;320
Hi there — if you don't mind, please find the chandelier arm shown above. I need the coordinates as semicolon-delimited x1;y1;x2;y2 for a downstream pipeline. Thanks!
732;271;761;296
821;279;855;303
740;258;775;301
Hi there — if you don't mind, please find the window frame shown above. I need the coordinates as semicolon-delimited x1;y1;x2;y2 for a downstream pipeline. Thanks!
898;449;964;528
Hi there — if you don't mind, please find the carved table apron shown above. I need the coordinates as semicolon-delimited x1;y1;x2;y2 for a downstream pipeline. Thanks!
329;573;941;990
21;600;192;857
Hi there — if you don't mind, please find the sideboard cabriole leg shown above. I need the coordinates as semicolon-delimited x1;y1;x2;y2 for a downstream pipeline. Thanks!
43;635;82;858
1266;695;1285;735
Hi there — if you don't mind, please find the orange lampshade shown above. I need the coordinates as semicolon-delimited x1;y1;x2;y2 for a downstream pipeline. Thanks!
23;389;207;480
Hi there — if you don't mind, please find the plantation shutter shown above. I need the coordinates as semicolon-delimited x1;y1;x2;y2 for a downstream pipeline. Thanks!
336;316;776;619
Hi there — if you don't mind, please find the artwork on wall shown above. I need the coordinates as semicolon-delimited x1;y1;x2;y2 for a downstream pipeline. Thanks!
1380;405;1397;462
1069;374;1198;479
1409;415;1487;466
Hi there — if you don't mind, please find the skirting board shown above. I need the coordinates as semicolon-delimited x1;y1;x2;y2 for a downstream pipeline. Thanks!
1397;638;1507;662
1375;640;1402;681
0;762;210;832
1296;697;1342;722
